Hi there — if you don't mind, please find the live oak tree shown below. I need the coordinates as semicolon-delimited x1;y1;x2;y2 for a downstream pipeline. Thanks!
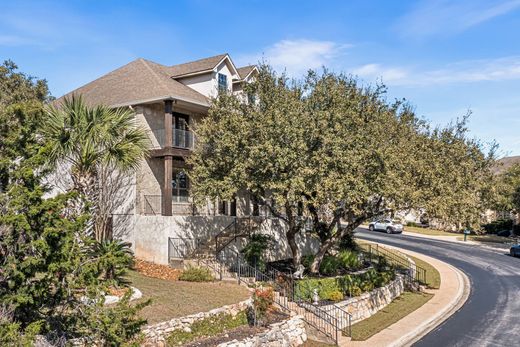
189;66;310;265
189;65;495;273
494;163;520;217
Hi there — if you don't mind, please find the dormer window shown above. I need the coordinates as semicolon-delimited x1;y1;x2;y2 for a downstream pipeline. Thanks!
218;73;228;92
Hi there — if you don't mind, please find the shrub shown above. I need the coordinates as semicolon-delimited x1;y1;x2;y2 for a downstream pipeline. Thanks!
337;250;362;270
91;239;134;285
241;234;274;271
482;219;513;234
179;266;214;282
328;290;344;302
252;287;274;325
294;277;342;302
406;221;418;227
319;255;342;276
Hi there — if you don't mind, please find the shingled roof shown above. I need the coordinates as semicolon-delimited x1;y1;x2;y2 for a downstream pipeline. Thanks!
169;53;228;78
236;65;257;80
56;58;210;108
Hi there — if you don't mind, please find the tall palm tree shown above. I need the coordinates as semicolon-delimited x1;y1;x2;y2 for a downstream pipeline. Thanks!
42;96;149;240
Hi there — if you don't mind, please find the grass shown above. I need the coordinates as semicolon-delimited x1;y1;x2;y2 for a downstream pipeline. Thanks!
408;255;441;289
456;234;515;244
166;311;248;346
126;270;250;324
403;226;458;236
350;291;434;341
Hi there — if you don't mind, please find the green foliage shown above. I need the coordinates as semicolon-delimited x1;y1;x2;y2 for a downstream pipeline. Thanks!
296;268;396;302
337;250;362;271
240;234;274;271
482;219;514;234
41;96;149;241
294;277;342;302
166;311;248;346
179;266;214;282
90;239;134;285
493;163;520;215
77;291;149;347
0;61;147;344
328;290;344;302
338;232;357;251
189;64;495;271
319;255;343;276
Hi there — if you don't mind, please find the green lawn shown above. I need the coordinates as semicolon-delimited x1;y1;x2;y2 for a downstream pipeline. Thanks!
126;271;250;324
350;291;434;341
408;255;441;289
404;226;458;236
456;234;514;244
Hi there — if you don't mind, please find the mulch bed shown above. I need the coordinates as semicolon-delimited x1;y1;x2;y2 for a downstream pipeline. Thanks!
132;258;182;281
183;310;289;347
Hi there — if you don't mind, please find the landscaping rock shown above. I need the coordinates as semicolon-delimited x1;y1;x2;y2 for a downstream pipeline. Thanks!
217;316;307;347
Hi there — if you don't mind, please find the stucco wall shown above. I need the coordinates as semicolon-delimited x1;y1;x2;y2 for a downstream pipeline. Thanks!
177;59;236;98
117;214;320;265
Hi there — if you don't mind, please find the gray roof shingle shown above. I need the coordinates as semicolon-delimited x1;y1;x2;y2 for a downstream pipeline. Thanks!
236;65;256;80
169;53;228;78
56;58;210;108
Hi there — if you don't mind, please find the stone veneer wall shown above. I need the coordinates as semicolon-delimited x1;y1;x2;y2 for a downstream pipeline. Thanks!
323;275;405;327
217;315;307;347
142;299;251;346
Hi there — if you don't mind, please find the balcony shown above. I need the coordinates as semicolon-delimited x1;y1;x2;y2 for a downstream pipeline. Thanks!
150;128;196;158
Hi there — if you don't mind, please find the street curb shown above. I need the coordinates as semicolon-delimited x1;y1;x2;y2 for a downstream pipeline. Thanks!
387;251;471;347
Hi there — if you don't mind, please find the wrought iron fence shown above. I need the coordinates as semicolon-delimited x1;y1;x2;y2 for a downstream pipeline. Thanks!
358;242;427;286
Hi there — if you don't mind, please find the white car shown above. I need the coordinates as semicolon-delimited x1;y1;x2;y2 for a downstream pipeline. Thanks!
368;219;403;234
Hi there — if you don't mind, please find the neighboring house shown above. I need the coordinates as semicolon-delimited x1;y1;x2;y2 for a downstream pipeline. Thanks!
57;54;317;264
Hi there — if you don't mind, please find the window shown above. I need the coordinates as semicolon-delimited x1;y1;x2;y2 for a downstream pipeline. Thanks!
218;73;228;92
172;170;189;203
247;92;256;104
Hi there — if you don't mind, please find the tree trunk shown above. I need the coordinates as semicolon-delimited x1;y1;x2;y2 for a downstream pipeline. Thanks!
309;217;364;274
287;228;301;267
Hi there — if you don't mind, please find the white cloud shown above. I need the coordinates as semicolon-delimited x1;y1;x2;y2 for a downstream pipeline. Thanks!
236;39;350;76
397;0;520;38
352;56;520;86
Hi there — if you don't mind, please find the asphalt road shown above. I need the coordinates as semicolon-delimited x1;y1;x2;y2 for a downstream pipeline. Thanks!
355;228;520;347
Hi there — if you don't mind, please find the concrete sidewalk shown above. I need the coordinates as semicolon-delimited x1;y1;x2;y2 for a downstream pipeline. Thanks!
344;246;470;347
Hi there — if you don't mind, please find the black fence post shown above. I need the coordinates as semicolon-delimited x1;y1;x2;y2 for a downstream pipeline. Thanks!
237;256;241;285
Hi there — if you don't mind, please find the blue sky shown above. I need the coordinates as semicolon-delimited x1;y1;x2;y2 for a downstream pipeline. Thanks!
1;0;519;156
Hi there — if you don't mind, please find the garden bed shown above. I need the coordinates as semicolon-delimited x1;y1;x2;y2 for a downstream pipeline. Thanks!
170;310;290;347
133;258;182;281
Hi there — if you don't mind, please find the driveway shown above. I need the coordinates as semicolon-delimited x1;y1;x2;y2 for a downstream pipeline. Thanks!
355;227;520;347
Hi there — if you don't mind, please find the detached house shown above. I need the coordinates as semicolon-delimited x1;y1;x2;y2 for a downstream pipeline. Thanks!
58;54;317;264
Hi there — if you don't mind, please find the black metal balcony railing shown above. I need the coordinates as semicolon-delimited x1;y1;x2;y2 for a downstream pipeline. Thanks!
151;128;195;150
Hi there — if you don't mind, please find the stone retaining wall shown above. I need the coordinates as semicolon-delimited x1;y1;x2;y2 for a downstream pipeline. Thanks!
217;315;307;347
142;299;251;345
323;274;405;326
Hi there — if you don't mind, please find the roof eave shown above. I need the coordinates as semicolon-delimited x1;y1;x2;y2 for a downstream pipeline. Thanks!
111;95;210;109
